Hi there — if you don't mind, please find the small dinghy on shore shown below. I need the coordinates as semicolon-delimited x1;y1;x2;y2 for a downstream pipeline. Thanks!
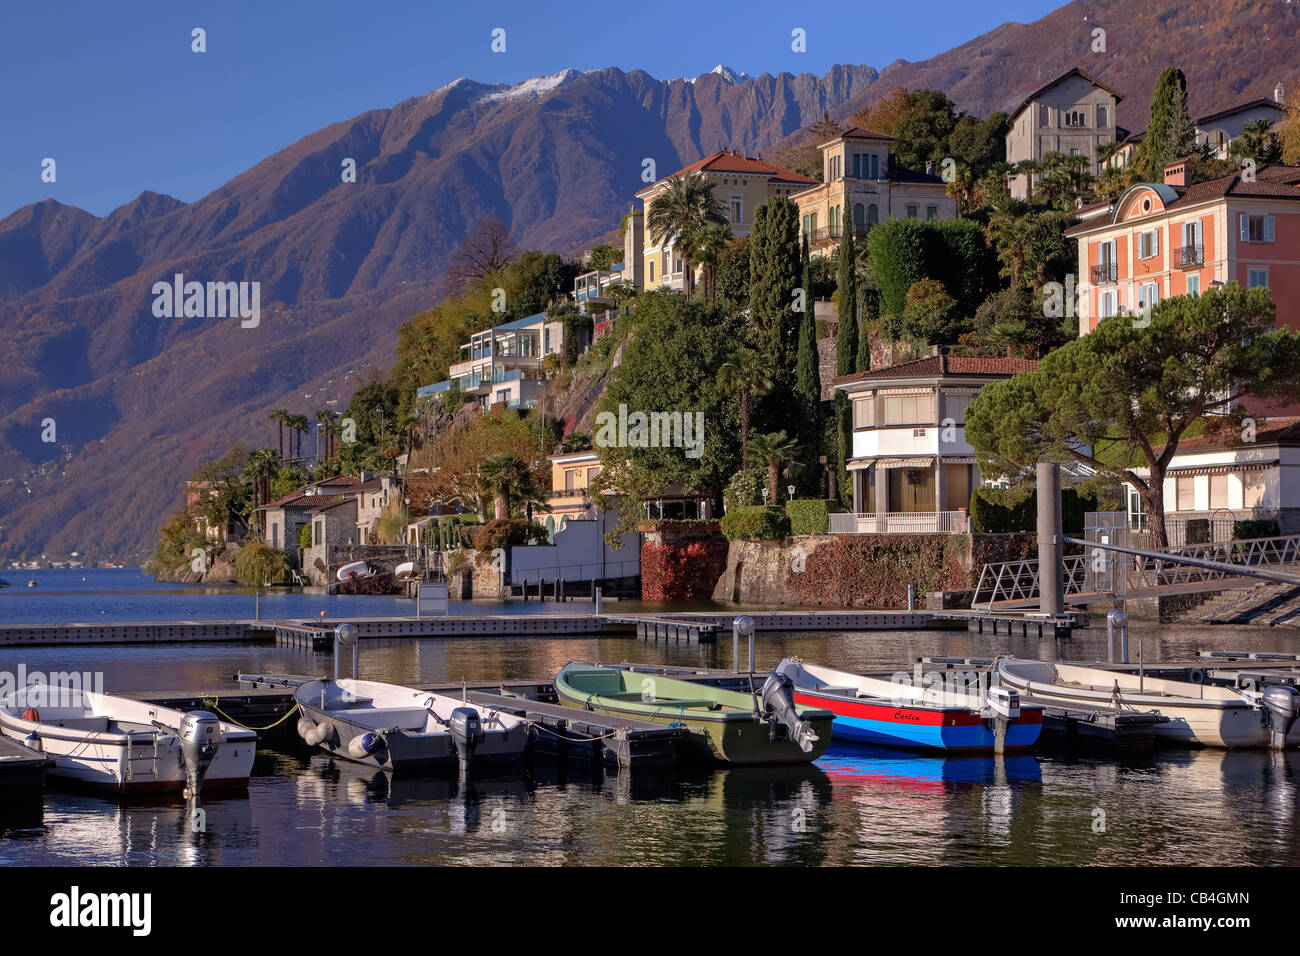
394;561;419;581
996;657;1300;749
0;687;256;795
554;663;833;765
294;678;528;771
776;658;1042;753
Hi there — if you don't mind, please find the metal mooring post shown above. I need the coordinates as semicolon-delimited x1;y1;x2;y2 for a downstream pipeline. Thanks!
1107;608;1128;663
1036;462;1065;615
334;623;359;681
733;616;755;674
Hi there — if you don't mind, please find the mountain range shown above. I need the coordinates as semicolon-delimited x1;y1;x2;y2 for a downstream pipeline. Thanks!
0;0;1294;561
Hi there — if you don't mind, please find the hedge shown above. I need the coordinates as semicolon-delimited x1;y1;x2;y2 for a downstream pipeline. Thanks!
786;499;844;535
1234;518;1281;540
969;486;1097;535
720;505;791;541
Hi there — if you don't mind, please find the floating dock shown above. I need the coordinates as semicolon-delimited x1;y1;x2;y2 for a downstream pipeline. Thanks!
0;610;936;648
227;673;686;768
0;736;49;800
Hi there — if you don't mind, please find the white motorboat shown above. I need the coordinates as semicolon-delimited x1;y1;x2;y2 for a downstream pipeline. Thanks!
996;658;1299;749
394;561;418;580
0;687;257;794
294;678;529;771
336;560;374;582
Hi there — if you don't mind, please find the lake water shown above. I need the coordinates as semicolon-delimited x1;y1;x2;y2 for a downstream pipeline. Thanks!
2;571;1300;866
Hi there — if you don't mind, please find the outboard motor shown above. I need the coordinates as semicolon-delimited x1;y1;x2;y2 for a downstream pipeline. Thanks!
1261;685;1299;751
449;707;485;772
176;711;221;798
986;686;1020;755
759;671;820;753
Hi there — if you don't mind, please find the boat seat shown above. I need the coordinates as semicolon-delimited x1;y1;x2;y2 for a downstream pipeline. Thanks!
339;707;430;729
326;697;375;710
645;699;723;710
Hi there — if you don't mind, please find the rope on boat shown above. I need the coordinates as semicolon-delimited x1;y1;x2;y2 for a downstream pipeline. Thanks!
201;697;300;731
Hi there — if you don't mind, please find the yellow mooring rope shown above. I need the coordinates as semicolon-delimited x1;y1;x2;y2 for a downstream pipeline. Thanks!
201;697;301;732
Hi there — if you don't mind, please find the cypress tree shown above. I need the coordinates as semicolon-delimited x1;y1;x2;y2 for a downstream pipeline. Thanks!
749;197;803;438
834;205;858;507
835;206;858;376
795;233;822;493
1137;67;1199;181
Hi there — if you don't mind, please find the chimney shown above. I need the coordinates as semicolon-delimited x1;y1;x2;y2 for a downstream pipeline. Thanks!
1163;159;1191;187
1276;81;1285;105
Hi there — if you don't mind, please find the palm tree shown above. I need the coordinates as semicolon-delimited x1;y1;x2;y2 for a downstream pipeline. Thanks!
646;173;728;295
477;452;543;521
718;346;774;468
315;408;338;461
244;448;280;536
748;431;802;504
684;221;733;303
268;409;289;460
286;413;310;461
985;199;1033;289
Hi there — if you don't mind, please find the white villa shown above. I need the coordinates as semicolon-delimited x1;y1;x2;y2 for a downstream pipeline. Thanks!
417;312;565;411
832;352;1038;532
1123;417;1300;539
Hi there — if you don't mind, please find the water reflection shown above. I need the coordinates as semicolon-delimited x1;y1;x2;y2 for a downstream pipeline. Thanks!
4;620;1300;866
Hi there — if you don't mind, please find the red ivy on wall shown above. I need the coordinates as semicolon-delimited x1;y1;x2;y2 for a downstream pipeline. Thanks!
641;539;729;601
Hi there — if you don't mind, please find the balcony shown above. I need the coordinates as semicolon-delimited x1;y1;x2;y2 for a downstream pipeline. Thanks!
1173;244;1204;268
1091;262;1118;284
809;223;870;244
828;511;970;534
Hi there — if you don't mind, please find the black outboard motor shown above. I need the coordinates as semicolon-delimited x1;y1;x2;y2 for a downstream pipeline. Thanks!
449;707;485;772
760;671;820;753
1261;685;1299;751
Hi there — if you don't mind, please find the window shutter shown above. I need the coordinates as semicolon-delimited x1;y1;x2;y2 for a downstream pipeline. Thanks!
1241;214;1249;242
1153;231;1159;255
1265;215;1276;242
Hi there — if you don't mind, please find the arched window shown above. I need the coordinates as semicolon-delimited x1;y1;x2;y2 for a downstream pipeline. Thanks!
853;203;865;226
544;515;556;543
867;203;879;225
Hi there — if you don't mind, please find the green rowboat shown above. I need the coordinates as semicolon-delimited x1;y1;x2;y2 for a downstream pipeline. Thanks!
554;663;834;765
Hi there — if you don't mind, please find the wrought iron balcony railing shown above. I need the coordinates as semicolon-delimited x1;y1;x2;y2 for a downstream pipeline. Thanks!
1090;262;1118;284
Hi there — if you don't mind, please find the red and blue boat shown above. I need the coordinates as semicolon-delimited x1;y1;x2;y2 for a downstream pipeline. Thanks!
775;658;1043;753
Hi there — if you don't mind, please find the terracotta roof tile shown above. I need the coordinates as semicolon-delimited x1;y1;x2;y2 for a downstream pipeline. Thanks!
833;354;1038;385
637;150;817;194
1160;417;1300;453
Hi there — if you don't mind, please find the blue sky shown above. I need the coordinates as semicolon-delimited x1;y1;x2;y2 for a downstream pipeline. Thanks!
0;0;1062;217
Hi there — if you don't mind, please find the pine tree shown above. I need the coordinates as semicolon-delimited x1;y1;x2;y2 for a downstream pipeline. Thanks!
794;233;823;493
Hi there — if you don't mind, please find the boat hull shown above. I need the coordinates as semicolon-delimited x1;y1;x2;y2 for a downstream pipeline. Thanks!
791;689;1043;752
997;658;1274;749
0;709;256;795
553;665;833;765
294;680;529;771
